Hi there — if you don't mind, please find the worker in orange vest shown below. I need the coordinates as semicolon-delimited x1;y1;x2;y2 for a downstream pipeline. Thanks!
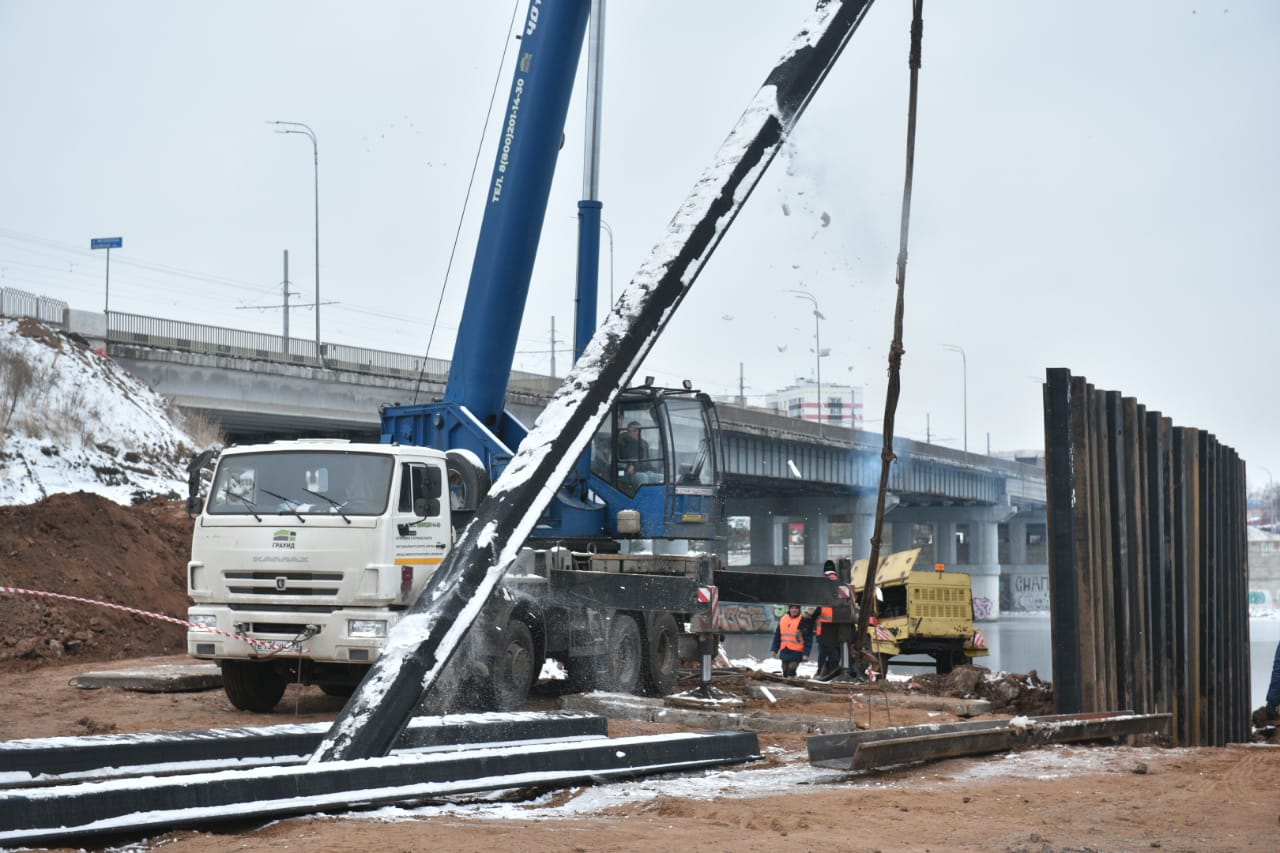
770;604;809;678
813;568;838;679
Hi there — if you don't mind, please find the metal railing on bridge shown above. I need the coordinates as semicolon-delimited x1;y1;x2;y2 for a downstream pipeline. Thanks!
0;287;66;326
99;310;561;396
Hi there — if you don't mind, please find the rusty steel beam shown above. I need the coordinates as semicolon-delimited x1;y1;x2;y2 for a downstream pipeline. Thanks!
808;712;1169;772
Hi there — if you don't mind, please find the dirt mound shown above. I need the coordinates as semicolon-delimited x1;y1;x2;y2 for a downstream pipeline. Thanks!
906;664;1056;716
0;492;193;669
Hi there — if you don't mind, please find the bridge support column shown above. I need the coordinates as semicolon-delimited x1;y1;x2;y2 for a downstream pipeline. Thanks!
966;519;1002;622
1008;516;1028;565
935;520;957;568
749;512;783;566
1000;509;1050;613
803;512;830;566
847;494;879;562
890;520;915;553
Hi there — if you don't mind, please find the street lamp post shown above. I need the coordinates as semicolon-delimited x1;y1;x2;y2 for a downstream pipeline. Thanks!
788;290;825;425
943;343;967;453
1261;466;1275;529
270;120;322;366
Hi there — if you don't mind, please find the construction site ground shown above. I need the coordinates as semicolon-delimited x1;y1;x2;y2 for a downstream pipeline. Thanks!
1;494;1278;852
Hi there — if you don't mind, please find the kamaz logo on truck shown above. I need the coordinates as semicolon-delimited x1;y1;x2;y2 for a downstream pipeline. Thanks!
272;529;296;549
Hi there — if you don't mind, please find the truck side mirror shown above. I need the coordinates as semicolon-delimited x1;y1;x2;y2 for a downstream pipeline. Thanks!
426;467;443;499
414;497;440;518
185;494;204;516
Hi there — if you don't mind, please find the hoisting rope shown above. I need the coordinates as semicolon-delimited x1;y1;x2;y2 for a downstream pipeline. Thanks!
853;0;925;667
412;0;524;404
0;585;311;655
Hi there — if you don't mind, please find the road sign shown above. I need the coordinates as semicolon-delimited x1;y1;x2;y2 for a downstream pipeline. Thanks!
91;237;122;250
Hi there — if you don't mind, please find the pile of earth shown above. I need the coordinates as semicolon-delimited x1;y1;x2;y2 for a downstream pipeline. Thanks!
907;664;1057;716
0;492;193;670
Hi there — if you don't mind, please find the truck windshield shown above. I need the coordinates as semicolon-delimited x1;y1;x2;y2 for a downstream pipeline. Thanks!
207;451;394;517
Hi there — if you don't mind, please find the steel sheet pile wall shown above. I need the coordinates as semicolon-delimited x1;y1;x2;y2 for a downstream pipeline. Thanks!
1043;368;1249;745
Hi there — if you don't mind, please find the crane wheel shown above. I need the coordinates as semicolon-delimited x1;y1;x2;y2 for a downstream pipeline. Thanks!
608;613;643;695
490;619;537;711
641;613;680;695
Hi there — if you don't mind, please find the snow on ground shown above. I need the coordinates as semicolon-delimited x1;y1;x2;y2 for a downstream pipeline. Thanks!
346;742;1176;826
0;317;200;506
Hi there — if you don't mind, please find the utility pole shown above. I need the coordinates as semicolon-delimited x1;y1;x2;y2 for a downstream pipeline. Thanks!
550;316;559;378
282;250;292;354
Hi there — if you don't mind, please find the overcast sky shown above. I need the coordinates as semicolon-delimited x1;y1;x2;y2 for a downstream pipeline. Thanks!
1;1;1277;483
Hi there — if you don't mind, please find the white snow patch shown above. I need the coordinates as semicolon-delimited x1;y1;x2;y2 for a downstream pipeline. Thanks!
0;318;200;506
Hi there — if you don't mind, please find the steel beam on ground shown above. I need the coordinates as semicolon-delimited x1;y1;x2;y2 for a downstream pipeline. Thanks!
808;712;1169;772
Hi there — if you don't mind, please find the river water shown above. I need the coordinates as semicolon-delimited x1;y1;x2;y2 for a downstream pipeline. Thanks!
723;612;1280;711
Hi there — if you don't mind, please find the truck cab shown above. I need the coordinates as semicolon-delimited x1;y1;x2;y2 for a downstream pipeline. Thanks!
186;439;449;711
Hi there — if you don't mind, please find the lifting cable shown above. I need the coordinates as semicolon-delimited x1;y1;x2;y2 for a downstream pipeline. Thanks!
412;0;524;404
853;0;925;664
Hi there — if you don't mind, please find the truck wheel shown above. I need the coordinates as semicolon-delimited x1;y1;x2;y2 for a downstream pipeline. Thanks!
220;660;286;712
641;613;679;696
566;653;614;693
609;613;644;695
491;620;536;711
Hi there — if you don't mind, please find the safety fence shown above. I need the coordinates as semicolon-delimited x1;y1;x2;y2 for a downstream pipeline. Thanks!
102;311;561;395
1043;368;1249;746
1;289;561;395
0;287;66;325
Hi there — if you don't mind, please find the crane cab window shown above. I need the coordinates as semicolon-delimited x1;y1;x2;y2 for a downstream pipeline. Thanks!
612;409;663;495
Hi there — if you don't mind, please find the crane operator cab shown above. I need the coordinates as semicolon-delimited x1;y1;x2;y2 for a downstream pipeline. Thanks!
589;384;722;543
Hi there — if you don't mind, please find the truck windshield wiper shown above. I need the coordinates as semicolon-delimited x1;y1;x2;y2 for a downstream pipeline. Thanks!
226;491;262;522
259;489;307;523
302;488;352;524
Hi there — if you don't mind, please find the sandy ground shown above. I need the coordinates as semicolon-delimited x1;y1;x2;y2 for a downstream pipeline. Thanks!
2;656;1278;853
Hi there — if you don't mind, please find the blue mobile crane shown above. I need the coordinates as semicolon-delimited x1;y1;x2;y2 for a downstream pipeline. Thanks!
188;0;871;722
375;0;728;698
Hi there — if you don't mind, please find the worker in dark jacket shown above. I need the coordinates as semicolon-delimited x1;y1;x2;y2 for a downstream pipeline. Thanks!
813;568;839;678
1265;642;1280;722
771;604;809;678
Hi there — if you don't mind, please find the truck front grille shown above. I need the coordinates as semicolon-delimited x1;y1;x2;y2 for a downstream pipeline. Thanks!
224;570;345;597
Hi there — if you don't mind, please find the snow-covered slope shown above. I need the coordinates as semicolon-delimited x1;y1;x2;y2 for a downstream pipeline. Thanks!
0;316;201;506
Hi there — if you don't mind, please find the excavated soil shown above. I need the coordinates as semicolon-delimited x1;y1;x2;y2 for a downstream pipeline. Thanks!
1;494;1278;852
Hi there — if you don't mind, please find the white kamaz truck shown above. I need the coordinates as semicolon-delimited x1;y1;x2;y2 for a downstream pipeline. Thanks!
186;434;707;713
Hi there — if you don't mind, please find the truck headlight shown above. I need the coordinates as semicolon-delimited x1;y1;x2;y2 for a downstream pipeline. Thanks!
189;614;218;630
348;619;387;638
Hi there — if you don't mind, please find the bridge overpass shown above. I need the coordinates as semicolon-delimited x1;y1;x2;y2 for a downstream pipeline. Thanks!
23;297;1052;618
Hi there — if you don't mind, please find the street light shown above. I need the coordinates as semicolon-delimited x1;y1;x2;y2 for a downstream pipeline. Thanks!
942;343;967;453
787;290;825;425
1261;465;1275;529
269;120;322;366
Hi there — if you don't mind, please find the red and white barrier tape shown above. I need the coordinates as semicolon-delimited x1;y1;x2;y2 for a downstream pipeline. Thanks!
0;585;308;654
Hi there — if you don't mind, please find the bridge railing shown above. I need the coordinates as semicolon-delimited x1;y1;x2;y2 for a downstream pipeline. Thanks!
0;287;67;326
99;310;559;393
